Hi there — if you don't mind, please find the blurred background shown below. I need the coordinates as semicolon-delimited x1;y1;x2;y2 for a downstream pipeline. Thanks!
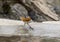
1;0;60;22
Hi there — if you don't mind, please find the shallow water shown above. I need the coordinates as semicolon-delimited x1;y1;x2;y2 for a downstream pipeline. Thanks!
0;36;60;42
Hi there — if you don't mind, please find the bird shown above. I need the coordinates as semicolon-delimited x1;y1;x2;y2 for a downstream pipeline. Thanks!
20;16;31;22
20;16;33;30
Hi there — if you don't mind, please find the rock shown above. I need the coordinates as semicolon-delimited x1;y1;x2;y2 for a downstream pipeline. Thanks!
0;0;60;21
11;3;28;18
0;0;28;20
28;10;47;22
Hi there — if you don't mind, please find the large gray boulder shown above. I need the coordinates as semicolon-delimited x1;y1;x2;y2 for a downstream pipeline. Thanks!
0;0;28;20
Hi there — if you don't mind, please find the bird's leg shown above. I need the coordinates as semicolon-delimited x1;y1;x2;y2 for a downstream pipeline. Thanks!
27;22;34;30
24;22;26;26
